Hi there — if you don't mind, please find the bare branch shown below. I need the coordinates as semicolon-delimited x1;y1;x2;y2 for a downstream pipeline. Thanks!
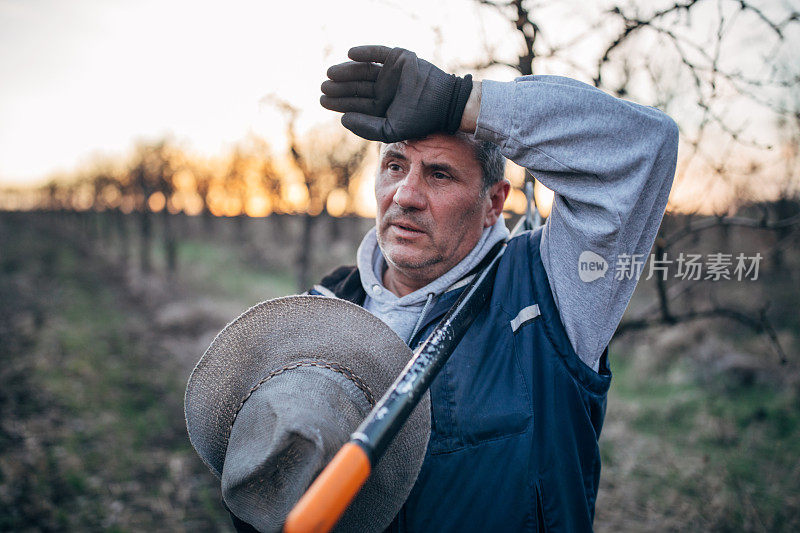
594;0;703;87
663;213;800;248
618;304;787;363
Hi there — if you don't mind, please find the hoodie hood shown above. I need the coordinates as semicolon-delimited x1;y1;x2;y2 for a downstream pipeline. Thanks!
357;216;510;306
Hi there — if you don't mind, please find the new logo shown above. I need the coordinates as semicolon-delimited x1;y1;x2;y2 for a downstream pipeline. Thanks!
578;251;608;282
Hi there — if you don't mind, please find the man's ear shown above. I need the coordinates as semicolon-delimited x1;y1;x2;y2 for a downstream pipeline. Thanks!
483;179;511;228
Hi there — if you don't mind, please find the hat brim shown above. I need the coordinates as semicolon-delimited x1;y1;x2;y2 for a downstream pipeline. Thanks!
185;295;431;531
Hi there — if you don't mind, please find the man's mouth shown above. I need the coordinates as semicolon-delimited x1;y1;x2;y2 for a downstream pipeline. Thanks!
393;222;423;231
389;221;426;237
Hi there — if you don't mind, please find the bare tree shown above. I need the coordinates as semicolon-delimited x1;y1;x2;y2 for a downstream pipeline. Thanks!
459;0;800;358
322;129;370;240
251;137;287;244
222;146;252;239
89;165;123;247
191;161;216;233
265;95;370;290
127;141;181;275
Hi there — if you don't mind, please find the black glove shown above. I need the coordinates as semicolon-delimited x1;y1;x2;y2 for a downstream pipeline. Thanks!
320;45;473;143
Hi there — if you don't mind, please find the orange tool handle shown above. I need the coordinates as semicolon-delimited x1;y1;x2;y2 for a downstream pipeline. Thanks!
284;442;372;533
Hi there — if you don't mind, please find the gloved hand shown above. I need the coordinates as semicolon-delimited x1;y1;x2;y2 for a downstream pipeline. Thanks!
320;45;473;143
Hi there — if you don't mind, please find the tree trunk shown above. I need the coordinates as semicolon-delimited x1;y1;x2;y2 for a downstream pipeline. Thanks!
115;209;129;271
163;210;177;276
272;213;288;246
328;212;342;242
140;209;152;274
296;213;315;291
235;214;247;242
770;197;797;272
202;209;215;236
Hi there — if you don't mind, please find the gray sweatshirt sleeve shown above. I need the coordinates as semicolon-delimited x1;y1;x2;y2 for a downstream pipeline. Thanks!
474;75;679;371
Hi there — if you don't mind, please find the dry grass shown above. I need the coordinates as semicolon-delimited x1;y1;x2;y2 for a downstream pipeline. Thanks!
1;210;798;531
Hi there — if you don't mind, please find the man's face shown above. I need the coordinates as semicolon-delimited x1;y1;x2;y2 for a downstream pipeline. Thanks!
375;134;504;286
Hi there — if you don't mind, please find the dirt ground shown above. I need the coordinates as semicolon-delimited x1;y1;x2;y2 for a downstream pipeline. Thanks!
0;213;236;531
2;210;799;531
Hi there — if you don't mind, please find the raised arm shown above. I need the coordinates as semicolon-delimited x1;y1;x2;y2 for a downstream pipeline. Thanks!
320;46;679;372
471;76;679;370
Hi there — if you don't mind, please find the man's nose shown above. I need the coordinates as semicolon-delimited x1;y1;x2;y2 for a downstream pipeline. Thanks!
392;167;427;210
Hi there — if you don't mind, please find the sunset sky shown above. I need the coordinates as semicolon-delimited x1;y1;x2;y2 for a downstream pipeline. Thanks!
0;0;518;186
1;0;796;216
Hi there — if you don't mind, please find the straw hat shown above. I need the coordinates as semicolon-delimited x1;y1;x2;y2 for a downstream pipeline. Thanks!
185;295;430;532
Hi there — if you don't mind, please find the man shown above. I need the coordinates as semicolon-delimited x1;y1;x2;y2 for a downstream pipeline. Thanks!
309;45;678;531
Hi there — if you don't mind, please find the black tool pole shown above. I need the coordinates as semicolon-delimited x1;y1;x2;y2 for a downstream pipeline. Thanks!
286;193;536;533
351;213;530;462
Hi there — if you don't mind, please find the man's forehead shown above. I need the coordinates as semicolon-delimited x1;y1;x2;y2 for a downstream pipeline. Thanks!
380;135;479;168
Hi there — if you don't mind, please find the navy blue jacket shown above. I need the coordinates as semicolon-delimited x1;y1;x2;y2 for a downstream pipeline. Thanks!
311;227;612;532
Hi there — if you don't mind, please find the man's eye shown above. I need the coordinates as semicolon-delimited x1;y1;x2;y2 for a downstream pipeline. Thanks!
432;172;451;180
387;163;403;172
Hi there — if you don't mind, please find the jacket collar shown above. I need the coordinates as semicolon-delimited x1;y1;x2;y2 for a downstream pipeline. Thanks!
314;240;505;349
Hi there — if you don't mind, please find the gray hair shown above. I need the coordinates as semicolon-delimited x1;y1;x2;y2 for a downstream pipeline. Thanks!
453;131;506;194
